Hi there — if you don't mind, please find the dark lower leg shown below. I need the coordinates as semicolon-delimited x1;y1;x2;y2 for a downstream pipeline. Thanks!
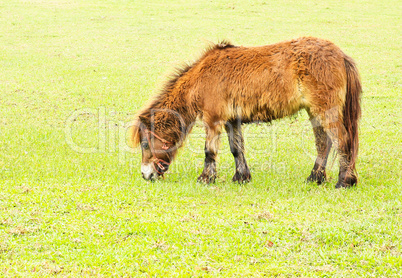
197;144;217;183
335;154;357;188
198;126;221;184
324;122;357;188
307;123;332;184
225;120;251;183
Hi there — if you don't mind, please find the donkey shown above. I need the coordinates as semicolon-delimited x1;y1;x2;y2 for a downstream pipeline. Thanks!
132;37;362;188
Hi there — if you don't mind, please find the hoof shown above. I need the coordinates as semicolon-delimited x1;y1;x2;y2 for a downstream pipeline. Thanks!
232;171;251;183
306;169;326;185
197;173;216;184
335;181;346;188
335;176;357;189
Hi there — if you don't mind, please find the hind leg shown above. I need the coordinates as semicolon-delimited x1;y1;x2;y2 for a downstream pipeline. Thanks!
225;119;251;183
325;123;357;188
306;115;332;184
335;154;357;188
314;108;357;188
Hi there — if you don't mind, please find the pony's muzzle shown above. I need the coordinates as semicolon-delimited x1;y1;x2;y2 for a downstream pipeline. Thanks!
141;163;157;180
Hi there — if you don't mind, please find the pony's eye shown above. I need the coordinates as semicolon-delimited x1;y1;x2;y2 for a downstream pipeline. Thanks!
141;142;149;149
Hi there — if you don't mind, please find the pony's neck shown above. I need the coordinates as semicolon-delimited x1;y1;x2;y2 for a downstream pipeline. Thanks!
150;79;198;145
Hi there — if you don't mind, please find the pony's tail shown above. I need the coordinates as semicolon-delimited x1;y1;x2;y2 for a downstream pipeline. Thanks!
343;55;362;176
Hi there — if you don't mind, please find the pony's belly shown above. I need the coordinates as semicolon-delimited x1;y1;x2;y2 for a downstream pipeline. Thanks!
227;94;305;123
226;103;284;123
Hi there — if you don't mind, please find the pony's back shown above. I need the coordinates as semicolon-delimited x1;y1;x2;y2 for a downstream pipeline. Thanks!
186;37;347;124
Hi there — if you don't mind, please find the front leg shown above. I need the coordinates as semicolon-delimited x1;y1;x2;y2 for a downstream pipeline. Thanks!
225;119;251;183
197;143;217;183
197;125;221;184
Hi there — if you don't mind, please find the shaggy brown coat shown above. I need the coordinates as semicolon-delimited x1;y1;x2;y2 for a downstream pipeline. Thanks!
133;37;362;187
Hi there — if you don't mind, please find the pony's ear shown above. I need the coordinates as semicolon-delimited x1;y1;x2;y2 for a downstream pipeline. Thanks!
130;119;142;147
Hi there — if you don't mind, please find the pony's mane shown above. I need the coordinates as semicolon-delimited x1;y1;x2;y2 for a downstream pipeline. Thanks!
131;64;192;146
131;40;235;146
161;40;235;98
210;40;235;50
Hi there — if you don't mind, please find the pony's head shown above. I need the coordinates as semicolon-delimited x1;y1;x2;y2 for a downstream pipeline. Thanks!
132;113;181;181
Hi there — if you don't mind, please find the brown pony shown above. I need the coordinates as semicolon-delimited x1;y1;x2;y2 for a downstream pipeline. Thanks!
132;37;362;188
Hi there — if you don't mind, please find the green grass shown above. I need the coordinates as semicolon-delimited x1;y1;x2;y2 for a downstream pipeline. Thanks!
1;0;401;276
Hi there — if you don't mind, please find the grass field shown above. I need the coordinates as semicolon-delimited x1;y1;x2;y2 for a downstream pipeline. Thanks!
0;0;401;276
